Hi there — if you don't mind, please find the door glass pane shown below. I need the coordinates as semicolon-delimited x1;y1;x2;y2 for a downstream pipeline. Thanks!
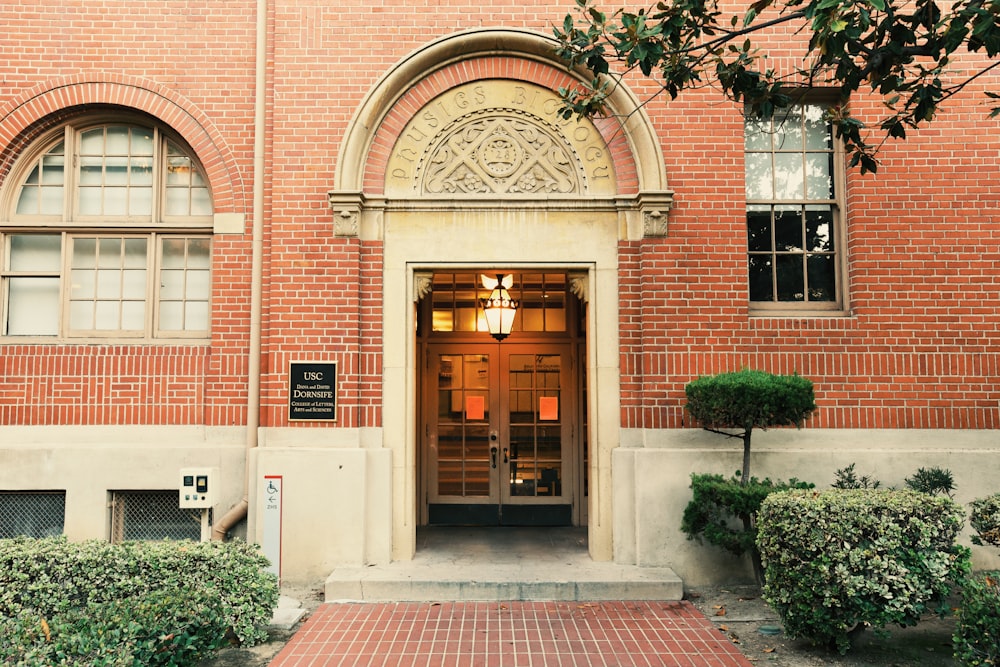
436;354;491;498
507;354;561;498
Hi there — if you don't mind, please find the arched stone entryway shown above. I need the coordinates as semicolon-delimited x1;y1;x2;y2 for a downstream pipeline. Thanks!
330;28;672;564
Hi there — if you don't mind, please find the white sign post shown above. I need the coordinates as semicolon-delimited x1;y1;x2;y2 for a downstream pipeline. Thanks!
262;475;282;580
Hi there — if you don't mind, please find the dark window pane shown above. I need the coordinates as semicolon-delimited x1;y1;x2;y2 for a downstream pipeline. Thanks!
747;209;772;252
775;255;805;301
807;255;837;301
774;207;803;251
748;255;774;301
805;207;834;252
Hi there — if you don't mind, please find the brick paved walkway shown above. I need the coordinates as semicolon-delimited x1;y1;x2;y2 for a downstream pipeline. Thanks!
269;600;752;667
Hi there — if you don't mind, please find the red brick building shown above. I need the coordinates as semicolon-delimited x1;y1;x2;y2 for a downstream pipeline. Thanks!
1;1;998;584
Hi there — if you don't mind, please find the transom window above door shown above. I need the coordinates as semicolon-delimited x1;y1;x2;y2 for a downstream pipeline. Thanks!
1;117;213;340
429;272;570;335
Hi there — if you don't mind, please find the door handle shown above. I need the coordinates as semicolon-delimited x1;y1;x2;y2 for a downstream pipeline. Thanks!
491;446;498;469
503;447;509;464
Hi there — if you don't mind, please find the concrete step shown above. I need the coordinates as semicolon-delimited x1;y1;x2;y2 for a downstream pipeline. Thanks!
325;561;684;602
323;527;682;602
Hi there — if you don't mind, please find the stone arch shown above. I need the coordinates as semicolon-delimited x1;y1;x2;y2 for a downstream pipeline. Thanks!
0;74;246;214
335;28;668;198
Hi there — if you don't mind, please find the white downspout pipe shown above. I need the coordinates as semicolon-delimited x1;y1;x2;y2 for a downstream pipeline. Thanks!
214;0;266;539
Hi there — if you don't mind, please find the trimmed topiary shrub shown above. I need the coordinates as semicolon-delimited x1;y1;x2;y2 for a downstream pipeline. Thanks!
0;536;279;664
953;572;1000;667
757;489;971;654
685;369;816;485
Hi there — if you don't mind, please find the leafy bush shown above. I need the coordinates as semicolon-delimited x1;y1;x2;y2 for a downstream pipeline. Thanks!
0;537;279;655
953;572;1000;667
757;489;971;654
1;587;229;666
969;493;1000;548
905;466;955;498
831;463;881;489
682;473;813;556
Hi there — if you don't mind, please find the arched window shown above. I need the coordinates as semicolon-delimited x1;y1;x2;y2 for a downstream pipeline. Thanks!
1;118;213;339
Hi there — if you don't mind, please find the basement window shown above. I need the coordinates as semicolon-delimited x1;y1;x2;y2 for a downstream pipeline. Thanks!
109;490;202;542
0;491;66;538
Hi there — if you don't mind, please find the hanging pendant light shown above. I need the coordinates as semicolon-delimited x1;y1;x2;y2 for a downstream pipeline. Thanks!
480;273;519;341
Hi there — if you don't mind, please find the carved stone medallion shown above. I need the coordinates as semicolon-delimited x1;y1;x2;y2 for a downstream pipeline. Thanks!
385;80;617;197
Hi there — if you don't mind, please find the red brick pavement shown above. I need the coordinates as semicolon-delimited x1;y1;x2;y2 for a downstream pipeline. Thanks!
269;600;752;667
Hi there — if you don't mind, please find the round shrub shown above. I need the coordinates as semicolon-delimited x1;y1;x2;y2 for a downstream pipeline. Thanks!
954;571;1000;666
969;493;1000;548
757;489;971;654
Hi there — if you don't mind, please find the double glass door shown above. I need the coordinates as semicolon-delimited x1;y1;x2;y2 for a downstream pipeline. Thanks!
426;343;574;525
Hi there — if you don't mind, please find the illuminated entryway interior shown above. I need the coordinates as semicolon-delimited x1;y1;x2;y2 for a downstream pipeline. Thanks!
417;271;587;527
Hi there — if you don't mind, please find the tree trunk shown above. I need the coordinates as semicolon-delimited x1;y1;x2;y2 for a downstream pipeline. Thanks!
740;429;752;486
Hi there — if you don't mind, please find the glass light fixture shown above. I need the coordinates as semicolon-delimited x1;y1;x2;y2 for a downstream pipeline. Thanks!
480;273;518;341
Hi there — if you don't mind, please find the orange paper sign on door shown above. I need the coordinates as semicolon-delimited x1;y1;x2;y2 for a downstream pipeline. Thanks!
539;396;558;421
466;395;485;420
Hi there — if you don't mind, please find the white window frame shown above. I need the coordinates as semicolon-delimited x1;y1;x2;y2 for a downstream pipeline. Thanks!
0;115;213;341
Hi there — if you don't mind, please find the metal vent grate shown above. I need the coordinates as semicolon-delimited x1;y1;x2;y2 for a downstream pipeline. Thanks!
0;491;66;538
110;490;203;542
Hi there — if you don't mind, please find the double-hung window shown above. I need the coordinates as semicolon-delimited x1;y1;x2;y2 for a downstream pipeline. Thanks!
745;103;845;313
1;119;212;339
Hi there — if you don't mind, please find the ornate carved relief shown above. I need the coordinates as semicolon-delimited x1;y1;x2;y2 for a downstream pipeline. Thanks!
423;114;580;195
568;272;589;303
643;209;668;238
333;208;359;237
384;81;617;198
413;272;433;302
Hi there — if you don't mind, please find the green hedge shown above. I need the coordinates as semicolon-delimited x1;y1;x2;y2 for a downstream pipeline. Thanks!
757;489;971;654
1;587;229;666
0;537;279;666
954;572;1000;666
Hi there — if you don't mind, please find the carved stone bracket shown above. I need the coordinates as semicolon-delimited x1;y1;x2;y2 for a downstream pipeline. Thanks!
328;191;366;238
638;191;675;239
643;210;667;238
568;272;589;304
414;272;433;303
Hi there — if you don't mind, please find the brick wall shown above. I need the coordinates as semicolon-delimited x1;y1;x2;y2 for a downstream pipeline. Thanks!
0;0;997;432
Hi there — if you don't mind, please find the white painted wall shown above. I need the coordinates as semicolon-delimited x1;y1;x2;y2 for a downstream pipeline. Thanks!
614;427;1000;586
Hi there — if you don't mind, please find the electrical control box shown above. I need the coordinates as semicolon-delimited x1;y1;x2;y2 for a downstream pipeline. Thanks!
179;467;218;508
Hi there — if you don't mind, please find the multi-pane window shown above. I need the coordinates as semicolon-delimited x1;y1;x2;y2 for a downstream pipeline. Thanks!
745;104;843;310
1;120;212;339
430;272;568;334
